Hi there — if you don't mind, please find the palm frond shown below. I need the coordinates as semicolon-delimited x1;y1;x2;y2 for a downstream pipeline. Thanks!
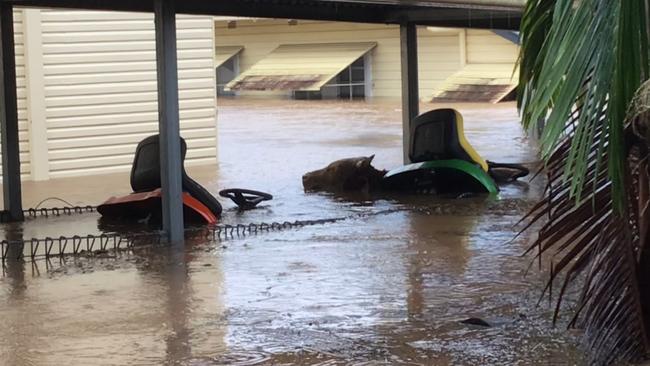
518;0;650;364
522;110;649;364
519;0;647;207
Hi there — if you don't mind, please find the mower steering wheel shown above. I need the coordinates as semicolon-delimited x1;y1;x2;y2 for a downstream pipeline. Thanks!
219;188;273;210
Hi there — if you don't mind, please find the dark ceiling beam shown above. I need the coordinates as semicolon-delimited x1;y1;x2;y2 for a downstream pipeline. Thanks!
386;8;519;29
378;0;524;11
7;0;152;12
4;0;520;29
319;0;523;12
182;0;520;29
178;0;392;24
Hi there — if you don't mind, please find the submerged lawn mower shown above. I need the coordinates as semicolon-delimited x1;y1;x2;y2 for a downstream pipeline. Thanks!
97;135;272;225
382;108;529;194
302;108;530;195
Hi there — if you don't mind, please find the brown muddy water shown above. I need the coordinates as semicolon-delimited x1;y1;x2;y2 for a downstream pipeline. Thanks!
0;99;583;365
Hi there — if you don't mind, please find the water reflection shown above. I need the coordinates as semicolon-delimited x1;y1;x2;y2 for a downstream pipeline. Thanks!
404;203;482;319
130;238;228;365
140;248;193;364
1;222;32;366
3;222;25;291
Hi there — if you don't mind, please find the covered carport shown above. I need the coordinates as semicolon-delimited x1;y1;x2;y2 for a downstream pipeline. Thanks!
0;0;523;243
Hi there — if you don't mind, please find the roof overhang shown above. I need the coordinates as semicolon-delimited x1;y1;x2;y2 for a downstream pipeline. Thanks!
226;42;376;91
7;0;522;30
432;63;519;103
214;46;243;68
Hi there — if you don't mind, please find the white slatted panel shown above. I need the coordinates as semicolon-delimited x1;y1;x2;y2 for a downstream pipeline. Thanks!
15;10;29;179
41;10;216;178
0;9;31;179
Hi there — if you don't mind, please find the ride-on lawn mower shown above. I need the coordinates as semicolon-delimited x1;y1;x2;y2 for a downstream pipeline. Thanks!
97;135;272;226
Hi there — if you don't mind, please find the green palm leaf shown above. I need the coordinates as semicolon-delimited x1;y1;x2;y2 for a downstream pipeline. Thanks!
518;0;650;364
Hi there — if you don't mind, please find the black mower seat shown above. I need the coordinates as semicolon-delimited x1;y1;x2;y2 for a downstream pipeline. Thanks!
130;134;222;217
409;108;488;171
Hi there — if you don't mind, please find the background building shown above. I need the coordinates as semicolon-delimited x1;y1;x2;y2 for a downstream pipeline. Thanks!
214;18;519;103
1;9;217;181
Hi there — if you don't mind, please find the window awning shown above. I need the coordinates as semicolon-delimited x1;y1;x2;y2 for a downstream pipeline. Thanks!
225;42;376;91
214;46;243;68
431;64;518;103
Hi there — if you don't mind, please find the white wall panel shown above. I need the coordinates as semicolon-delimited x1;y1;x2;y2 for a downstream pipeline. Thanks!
40;10;217;179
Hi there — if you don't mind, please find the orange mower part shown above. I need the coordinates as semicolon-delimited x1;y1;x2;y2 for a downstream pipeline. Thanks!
97;188;218;225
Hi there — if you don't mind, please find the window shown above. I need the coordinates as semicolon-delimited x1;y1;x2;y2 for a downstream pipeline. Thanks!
323;56;366;100
293;55;370;100
216;56;239;96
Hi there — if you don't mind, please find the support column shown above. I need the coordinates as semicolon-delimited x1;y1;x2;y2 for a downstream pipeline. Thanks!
400;23;419;164
0;4;23;221
154;0;184;244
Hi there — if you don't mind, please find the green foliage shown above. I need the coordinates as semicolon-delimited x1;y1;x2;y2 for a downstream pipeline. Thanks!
518;0;648;209
518;1;650;363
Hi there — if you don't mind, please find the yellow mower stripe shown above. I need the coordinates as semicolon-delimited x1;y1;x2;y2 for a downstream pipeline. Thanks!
454;109;488;172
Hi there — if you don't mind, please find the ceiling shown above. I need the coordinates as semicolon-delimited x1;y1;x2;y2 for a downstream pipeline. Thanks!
7;0;522;29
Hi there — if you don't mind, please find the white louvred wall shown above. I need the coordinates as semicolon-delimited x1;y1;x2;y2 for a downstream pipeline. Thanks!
38;10;217;179
15;10;30;179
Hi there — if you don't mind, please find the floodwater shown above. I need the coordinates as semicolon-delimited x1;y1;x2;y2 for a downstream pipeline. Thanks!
0;98;583;365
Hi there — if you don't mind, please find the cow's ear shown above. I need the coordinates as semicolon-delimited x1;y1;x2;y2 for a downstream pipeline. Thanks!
356;155;375;169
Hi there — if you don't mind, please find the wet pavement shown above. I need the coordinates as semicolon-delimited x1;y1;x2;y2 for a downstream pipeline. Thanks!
0;99;583;365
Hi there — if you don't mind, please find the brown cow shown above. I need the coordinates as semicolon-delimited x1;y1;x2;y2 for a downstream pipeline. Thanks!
302;155;386;194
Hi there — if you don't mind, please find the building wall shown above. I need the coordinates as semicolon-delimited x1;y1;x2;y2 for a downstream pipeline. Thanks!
466;29;518;64
214;19;518;100
215;19;460;99
40;10;217;179
15;10;30;180
1;9;217;181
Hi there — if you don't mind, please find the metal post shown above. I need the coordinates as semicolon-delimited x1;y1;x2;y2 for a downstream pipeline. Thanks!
400;23;419;164
349;65;352;101
0;4;23;222
154;0;184;244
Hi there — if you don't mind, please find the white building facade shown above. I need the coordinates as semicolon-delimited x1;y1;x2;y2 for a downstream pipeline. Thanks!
2;9;217;181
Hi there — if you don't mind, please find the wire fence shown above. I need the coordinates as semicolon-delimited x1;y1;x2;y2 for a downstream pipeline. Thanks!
0;205;97;222
1;208;404;263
